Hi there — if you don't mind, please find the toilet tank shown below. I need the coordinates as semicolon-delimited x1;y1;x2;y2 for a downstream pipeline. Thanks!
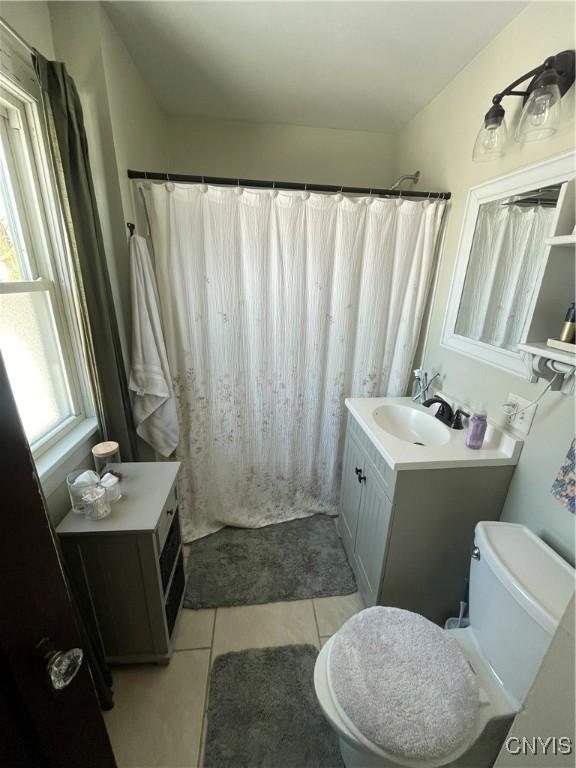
469;521;574;706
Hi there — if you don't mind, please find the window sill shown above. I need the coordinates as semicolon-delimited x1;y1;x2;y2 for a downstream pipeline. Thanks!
36;417;100;497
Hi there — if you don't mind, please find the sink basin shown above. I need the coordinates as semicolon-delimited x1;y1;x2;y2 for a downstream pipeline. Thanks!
345;397;523;469
373;404;450;447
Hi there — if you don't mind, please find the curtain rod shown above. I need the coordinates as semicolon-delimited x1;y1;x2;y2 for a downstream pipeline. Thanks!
127;169;451;201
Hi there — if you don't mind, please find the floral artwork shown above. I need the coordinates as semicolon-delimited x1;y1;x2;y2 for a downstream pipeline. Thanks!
551;439;575;515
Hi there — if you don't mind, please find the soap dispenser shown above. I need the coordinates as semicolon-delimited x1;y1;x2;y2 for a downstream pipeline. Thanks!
466;404;487;450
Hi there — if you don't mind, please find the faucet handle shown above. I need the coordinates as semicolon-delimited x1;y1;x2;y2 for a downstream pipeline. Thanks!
451;409;470;430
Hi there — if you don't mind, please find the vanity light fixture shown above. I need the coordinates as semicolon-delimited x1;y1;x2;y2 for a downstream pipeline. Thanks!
472;50;575;162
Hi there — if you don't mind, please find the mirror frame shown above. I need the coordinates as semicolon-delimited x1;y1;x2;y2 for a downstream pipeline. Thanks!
442;152;575;377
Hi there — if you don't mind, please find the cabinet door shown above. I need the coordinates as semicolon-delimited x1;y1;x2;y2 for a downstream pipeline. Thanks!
354;462;392;607
338;433;365;560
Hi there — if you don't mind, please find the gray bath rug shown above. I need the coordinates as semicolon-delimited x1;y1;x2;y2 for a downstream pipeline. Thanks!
203;645;344;768
184;514;357;609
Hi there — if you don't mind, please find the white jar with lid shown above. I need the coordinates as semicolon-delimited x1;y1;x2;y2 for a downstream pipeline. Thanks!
92;441;121;474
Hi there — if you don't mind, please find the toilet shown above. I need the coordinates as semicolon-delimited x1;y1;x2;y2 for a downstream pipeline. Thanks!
314;521;575;768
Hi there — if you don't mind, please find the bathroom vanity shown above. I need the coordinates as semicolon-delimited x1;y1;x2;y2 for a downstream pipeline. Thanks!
339;398;522;624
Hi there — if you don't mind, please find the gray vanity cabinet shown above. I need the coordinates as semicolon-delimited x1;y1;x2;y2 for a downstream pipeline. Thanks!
353;460;392;607
338;413;514;624
338;432;365;557
57;462;185;665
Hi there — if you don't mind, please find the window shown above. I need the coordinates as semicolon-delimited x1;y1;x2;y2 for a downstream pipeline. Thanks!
0;78;94;457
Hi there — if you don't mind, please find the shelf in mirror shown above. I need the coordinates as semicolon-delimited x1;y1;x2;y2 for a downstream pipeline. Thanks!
545;235;576;247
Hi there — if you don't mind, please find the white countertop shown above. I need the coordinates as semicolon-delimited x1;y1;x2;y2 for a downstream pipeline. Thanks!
346;397;523;471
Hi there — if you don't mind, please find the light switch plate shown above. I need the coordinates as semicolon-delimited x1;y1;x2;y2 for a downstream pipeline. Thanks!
504;392;537;435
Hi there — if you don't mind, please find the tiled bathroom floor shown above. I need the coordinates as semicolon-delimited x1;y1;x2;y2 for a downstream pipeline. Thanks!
103;545;364;768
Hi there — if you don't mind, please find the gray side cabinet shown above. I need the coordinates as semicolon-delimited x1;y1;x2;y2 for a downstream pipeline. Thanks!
338;414;514;624
57;462;185;665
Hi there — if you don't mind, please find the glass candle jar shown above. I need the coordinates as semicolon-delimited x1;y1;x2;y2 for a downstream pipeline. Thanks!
83;484;111;521
92;441;121;475
67;469;99;515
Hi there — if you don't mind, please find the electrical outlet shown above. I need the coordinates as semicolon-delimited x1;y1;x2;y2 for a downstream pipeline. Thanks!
503;392;537;435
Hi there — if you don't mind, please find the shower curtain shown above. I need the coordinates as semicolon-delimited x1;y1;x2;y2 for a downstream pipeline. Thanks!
455;202;555;350
142;183;445;541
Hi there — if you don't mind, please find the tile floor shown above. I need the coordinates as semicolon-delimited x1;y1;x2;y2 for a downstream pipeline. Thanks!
103;544;364;768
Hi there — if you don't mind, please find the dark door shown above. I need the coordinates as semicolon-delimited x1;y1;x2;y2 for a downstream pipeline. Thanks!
0;353;117;768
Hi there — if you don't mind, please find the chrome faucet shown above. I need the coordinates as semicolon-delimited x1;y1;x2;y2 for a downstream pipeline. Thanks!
412;371;441;404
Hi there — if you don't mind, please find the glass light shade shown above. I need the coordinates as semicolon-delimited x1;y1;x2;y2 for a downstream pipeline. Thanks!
472;118;508;162
515;83;561;143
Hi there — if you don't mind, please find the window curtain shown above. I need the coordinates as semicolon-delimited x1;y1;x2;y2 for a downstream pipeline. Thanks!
142;183;445;541
455;202;555;350
33;52;138;460
32;53;138;709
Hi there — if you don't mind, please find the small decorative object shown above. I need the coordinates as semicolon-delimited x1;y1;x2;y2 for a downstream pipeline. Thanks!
558;302;576;344
67;469;100;515
92;441;121;475
100;472;122;503
551;439;575;514
83;485;112;521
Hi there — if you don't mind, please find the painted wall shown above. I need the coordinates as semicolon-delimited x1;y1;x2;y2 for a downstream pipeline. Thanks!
0;0;55;58
167;116;396;187
99;7;169;225
394;1;576;563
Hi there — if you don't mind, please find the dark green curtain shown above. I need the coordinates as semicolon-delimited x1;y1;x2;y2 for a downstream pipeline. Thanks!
34;52;138;461
33;53;139;709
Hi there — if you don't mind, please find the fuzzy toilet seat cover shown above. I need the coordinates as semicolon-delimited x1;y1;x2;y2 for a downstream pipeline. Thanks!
328;606;479;762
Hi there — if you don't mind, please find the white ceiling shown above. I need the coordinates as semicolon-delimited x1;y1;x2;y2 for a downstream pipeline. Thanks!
105;1;527;133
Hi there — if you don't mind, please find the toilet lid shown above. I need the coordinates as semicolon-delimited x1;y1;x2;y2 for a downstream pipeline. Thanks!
327;607;479;763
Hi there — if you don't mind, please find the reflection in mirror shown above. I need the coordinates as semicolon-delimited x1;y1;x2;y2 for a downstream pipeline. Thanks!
455;185;560;351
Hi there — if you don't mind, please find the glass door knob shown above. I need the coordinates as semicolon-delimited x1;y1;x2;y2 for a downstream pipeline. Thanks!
36;638;84;690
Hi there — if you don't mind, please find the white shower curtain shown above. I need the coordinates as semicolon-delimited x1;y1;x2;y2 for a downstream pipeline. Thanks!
455;202;554;349
142;183;445;541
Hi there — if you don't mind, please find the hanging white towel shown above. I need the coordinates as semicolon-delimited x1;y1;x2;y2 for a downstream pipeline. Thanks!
129;234;179;456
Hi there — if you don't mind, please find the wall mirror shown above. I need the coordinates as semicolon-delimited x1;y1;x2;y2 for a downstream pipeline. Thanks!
443;153;575;376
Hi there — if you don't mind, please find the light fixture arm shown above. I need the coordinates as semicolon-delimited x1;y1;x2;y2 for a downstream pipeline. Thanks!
490;51;575;108
491;62;549;104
